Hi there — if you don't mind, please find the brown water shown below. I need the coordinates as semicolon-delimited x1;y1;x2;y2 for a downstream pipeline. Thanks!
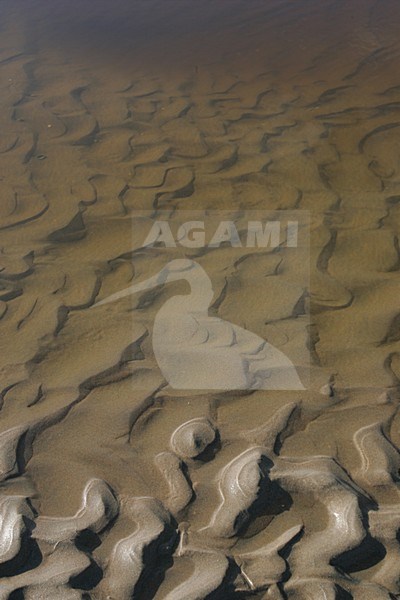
1;1;400;598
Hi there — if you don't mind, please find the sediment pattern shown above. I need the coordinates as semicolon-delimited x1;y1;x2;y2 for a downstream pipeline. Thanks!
2;400;400;597
1;0;400;597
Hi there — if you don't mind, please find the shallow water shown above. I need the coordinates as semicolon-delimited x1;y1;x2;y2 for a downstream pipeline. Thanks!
1;1;400;598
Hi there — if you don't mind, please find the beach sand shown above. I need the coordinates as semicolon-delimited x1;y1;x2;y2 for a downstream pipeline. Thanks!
1;0;400;597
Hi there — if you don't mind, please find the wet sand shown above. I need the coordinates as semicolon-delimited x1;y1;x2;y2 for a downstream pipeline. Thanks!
1;0;400;597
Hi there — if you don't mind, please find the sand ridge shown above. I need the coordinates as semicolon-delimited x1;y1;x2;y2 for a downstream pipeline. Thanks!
1;0;400;597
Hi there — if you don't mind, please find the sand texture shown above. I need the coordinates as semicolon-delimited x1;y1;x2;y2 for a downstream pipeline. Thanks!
1;0;400;597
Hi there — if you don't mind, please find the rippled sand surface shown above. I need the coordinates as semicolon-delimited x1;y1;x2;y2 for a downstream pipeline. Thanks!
1;1;400;597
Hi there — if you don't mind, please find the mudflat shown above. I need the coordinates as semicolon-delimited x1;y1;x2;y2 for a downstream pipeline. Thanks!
1;1;400;598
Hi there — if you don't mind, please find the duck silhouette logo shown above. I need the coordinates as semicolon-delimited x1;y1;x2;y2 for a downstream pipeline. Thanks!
92;259;304;390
